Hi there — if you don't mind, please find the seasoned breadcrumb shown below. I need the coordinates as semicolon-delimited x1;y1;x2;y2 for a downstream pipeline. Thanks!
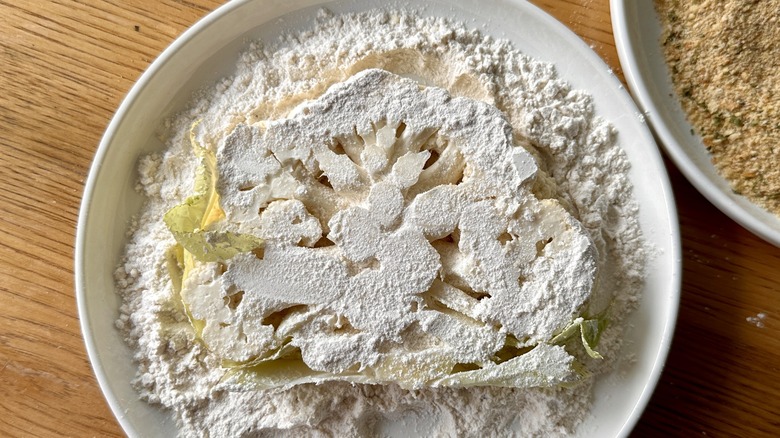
657;0;780;215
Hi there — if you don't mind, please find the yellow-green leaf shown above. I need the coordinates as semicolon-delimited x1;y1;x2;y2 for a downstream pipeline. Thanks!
164;121;263;263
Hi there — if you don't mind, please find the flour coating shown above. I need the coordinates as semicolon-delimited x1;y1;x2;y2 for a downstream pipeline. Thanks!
180;69;599;389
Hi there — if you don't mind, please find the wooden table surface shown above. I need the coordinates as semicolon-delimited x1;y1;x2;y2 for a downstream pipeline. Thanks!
1;1;778;436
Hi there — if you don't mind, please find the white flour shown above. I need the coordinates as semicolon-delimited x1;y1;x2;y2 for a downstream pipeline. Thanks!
116;9;645;437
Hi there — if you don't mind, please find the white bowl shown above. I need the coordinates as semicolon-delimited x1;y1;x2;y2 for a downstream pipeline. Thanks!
611;0;780;247
75;0;681;436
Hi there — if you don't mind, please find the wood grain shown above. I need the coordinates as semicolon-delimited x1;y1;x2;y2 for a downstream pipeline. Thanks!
0;1;778;437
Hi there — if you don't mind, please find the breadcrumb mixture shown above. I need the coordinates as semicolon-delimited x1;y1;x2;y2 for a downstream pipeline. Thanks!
657;0;780;214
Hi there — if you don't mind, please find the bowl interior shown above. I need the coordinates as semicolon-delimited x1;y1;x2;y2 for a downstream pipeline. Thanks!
76;1;681;436
611;0;780;247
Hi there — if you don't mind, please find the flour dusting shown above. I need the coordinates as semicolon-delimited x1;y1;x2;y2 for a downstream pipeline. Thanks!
115;9;645;437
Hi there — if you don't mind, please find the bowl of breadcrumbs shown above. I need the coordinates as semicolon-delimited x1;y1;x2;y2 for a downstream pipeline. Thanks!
612;0;780;247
